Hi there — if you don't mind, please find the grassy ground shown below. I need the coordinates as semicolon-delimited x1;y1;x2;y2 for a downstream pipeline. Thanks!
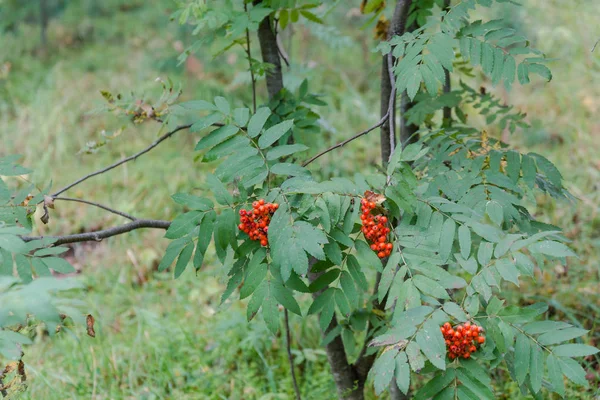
0;1;599;399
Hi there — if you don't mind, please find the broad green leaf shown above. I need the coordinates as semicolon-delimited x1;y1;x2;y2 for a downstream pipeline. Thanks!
319;296;335;331
247;107;271;137
546;354;565;396
0;234;25;254
190;113;223;132
206;174;233;205
347;255;368;291
485;201;503;226
263;289;280;334
443;302;468;322
214;96;230;114
553;344;599;357
378;253;402;303
415;369;456;399
258;120;294;148
355;240;383;272
171;193;213;211
537;327;589;346
406;342;425;372
557;357;589;386
33;247;69;257
194;211;215;270
240;256;267;299
158;238;189;272
413;275;449;300
477;242;493;267
514;333;531;385
494;258;520;286
247;281;266;321
395;353;411;395
334;288;351;317
272;281;301;315
523;320;572;335
41;256;76;274
416;319;447;370
458;225;471;259
233;107;250;126
266;144;309;160
309;269;340;292
529;343;544;393
195;125;239;151
372;349;398;395
528;241;576;258
174;242;193;278
165;211;203;239
270;163;309;177
439;219;456;263
31;258;51;277
308;287;334;315
456;368;494;400
340;271;358;309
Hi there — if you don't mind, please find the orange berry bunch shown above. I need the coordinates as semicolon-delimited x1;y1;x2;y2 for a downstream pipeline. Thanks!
440;321;485;360
360;198;392;258
238;199;279;247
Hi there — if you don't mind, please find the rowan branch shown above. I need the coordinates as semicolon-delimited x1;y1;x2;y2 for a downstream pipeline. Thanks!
22;219;171;246
302;89;395;167
50;123;192;197
53;197;137;221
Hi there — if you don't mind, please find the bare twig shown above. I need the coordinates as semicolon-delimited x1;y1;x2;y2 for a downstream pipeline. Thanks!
50;123;192;197
303;83;396;167
284;309;302;400
244;3;257;113
22;219;170;246
53;197;137;221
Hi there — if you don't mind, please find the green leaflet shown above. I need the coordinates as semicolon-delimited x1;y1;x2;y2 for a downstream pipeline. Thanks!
258;120;294;148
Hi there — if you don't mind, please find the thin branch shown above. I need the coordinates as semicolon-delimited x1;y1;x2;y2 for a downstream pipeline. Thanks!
53;197;137;221
22;219;170;246
303;81;396;167
50;124;192;197
244;2;257;113
302;117;387;166
284;309;302;400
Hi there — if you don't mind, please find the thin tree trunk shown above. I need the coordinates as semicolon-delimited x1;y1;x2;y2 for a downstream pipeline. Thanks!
308;266;364;400
40;0;49;50
381;0;415;161
254;1;284;99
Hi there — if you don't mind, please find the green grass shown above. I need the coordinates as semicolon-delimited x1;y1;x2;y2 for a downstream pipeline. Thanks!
1;0;599;398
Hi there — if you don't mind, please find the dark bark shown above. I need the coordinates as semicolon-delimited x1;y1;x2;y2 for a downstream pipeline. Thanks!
39;0;49;49
309;266;363;400
254;1;284;99
382;0;415;158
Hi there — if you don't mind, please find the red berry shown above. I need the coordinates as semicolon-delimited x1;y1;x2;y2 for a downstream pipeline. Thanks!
377;251;385;258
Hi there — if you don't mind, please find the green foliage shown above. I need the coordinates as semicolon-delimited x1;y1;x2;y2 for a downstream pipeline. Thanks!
1;0;598;398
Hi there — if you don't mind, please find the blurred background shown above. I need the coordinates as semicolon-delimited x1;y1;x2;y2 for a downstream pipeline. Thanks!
0;0;598;398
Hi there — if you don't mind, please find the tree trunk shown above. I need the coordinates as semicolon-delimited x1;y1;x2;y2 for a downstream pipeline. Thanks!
254;1;284;99
39;0;49;50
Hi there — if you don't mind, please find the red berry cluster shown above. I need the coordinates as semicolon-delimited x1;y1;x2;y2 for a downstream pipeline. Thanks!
238;199;279;247
360;198;392;258
440;322;485;360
